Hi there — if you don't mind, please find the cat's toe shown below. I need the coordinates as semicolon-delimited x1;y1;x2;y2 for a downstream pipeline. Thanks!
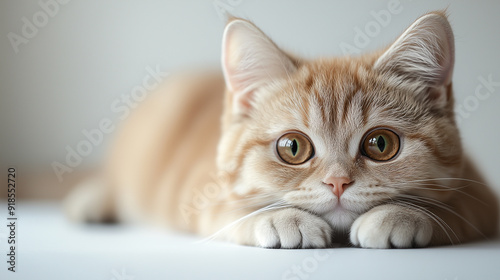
350;204;432;249
255;216;282;248
255;208;333;249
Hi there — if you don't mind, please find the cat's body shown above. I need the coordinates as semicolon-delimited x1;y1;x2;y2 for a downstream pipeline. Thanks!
66;12;498;248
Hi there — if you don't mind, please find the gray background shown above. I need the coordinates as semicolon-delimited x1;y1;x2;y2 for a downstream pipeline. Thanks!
1;0;499;196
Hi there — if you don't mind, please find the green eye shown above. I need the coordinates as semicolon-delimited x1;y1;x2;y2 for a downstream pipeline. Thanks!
276;132;314;165
361;128;400;161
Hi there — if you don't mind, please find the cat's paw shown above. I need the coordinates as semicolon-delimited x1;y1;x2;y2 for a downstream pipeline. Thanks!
252;208;333;249
350;204;433;248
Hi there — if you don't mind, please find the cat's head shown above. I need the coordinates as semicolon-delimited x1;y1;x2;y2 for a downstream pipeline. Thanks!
217;12;462;229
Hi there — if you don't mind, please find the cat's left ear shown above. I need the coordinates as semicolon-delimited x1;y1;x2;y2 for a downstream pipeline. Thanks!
222;18;297;115
374;12;454;108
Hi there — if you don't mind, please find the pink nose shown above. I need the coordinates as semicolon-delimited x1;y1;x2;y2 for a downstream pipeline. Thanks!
323;177;353;197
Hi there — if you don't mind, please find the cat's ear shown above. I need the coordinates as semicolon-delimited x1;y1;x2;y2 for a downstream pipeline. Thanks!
222;19;297;115
374;12;454;108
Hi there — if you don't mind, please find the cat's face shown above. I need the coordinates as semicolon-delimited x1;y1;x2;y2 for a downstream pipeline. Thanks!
218;14;460;229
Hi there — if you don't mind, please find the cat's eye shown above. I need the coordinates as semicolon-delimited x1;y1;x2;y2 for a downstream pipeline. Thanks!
276;132;314;165
361;128;400;161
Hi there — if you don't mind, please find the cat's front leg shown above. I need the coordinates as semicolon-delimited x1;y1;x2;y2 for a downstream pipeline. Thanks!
350;204;433;249
234;208;333;249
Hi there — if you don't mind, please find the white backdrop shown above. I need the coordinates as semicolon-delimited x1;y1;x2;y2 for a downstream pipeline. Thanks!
1;0;499;195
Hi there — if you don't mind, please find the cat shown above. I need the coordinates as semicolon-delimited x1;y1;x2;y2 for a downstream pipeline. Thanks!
65;11;499;249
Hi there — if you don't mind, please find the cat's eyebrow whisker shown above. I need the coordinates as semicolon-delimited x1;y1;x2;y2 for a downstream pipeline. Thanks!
392;201;457;245
195;200;291;244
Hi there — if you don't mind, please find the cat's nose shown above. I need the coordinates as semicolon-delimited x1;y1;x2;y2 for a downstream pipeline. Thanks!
323;177;353;197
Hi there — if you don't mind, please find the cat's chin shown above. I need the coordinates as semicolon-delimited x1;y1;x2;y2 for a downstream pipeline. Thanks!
321;206;360;230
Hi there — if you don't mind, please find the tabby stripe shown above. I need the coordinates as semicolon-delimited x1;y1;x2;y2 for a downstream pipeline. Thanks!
407;133;461;166
300;92;311;129
341;89;357;124
233;137;273;175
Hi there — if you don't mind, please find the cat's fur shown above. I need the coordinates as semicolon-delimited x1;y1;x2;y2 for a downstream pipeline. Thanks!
66;11;498;248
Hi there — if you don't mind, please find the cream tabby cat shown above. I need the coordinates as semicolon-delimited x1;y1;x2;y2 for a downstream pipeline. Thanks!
66;11;498;249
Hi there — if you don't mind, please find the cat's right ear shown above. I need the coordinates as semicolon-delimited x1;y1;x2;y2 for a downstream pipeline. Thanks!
374;12;455;109
222;19;297;115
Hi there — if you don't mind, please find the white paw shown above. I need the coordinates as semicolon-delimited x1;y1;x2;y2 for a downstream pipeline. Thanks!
350;204;433;248
253;208;333;249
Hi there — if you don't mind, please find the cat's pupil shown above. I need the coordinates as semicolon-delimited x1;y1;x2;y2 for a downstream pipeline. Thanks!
377;136;386;152
291;139;298;156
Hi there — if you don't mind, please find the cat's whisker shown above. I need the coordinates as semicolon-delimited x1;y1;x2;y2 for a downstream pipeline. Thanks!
396;194;454;213
392;182;464;187
195;200;291;244
401;202;457;245
200;192;280;209
396;199;459;240
389;181;468;190
219;193;277;204
387;183;488;206
222;198;284;214
394;178;488;187
396;195;488;241
390;185;465;192
392;200;457;245
380;179;488;206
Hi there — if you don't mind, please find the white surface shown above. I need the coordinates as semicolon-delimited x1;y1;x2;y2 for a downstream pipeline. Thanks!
0;202;499;280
